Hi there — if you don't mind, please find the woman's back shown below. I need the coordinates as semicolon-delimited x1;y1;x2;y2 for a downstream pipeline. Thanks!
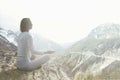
16;32;32;69
17;32;31;58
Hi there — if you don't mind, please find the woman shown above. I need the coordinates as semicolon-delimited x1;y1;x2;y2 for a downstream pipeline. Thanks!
16;18;50;71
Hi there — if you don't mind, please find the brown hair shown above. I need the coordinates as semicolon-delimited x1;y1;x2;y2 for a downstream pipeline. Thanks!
20;18;32;32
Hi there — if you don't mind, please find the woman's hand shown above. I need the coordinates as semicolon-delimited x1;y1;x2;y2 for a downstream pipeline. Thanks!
44;51;55;54
31;54;36;60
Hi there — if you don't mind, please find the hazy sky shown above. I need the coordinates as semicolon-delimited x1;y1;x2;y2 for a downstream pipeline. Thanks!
1;0;120;44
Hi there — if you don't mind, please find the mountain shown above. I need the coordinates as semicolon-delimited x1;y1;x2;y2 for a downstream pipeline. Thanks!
0;27;64;51
68;23;120;56
0;27;19;45
88;23;120;39
1;23;120;80
0;34;17;52
66;23;120;79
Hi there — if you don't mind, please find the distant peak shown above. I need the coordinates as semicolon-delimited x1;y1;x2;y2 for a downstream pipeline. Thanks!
88;23;120;39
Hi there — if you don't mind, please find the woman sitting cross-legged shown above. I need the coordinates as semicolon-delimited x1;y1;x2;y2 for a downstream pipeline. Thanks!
16;18;52;71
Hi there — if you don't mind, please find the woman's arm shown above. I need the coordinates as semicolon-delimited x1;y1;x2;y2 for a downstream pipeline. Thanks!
27;34;44;55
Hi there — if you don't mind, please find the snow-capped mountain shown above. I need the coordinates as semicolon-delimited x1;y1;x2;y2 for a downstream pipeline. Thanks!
63;23;120;79
88;23;120;39
0;27;18;45
68;23;120;56
0;34;17;52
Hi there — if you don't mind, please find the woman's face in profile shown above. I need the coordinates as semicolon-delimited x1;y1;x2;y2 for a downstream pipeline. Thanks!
29;23;32;30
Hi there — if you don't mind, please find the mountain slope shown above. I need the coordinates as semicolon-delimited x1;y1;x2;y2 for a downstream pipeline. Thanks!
66;23;120;79
69;23;120;56
0;34;17;72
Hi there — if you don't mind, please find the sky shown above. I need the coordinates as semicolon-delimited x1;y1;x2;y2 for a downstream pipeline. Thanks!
1;0;120;44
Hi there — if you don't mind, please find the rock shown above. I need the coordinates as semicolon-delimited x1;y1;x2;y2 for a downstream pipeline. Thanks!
0;53;71;80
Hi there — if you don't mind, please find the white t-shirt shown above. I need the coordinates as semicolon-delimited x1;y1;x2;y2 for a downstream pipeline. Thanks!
16;32;48;70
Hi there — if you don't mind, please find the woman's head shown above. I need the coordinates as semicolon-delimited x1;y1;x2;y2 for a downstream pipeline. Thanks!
20;18;32;32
